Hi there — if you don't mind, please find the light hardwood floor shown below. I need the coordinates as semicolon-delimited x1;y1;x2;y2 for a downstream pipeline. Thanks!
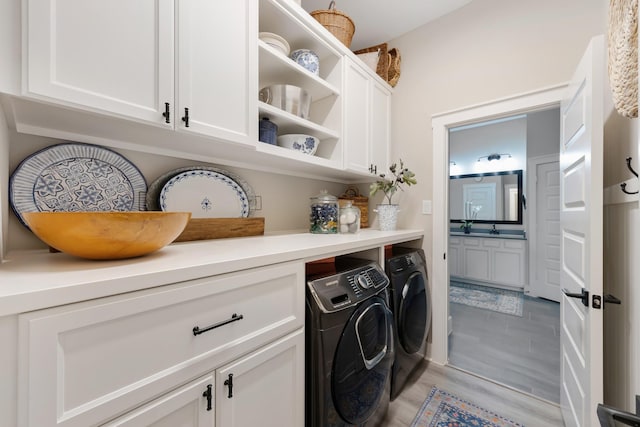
383;361;564;426
448;295;561;402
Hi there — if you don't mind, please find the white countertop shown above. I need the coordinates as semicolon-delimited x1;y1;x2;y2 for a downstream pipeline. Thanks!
0;229;423;316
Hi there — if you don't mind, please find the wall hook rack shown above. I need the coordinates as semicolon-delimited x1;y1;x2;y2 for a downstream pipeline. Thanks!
621;157;639;195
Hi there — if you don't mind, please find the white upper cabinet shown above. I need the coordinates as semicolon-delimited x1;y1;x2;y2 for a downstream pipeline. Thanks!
343;57;391;175
176;0;257;145
24;0;257;145
24;0;175;125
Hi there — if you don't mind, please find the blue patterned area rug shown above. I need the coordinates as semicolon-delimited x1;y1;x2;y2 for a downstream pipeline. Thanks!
410;387;524;427
450;281;524;316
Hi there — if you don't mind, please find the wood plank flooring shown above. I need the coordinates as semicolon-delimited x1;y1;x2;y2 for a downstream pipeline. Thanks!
448;295;561;403
383;361;564;426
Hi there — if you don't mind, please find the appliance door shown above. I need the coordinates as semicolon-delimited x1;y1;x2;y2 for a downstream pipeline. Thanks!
398;271;429;354
331;296;393;425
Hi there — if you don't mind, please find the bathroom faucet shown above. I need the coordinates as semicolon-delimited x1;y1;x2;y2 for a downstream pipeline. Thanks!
490;224;499;235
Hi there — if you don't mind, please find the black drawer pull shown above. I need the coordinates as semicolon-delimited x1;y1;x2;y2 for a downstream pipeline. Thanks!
202;384;212;411
193;313;243;336
224;373;234;398
162;102;170;123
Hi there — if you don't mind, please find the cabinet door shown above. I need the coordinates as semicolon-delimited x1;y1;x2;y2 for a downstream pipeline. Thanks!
24;0;174;125
370;80;390;174
216;329;304;427
177;0;257;145
102;374;214;427
343;58;371;174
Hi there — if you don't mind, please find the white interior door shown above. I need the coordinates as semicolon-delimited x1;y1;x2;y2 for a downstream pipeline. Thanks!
462;183;496;220
559;35;604;427
531;160;561;302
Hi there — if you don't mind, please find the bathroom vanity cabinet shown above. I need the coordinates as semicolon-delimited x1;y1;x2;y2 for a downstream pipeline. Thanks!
449;235;527;289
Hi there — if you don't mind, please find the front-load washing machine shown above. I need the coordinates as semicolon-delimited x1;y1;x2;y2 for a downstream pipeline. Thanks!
385;247;431;400
306;258;394;427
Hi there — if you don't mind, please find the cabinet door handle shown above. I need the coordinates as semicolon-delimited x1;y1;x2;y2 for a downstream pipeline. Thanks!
162;102;170;123
182;107;190;127
224;373;234;398
193;313;243;336
202;384;213;411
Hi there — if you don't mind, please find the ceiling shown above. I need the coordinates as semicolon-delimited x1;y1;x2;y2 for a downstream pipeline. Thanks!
300;0;473;51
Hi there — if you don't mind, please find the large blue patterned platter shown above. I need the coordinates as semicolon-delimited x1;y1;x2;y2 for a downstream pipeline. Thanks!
10;143;147;226
160;170;249;218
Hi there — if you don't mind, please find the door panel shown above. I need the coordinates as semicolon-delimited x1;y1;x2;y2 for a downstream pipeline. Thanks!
560;35;604;427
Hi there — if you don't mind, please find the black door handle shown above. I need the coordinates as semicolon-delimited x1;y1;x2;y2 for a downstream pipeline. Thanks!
597;403;640;426
562;288;589;307
604;294;622;307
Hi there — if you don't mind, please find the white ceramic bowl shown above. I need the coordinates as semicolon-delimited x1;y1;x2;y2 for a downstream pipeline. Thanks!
277;134;320;155
259;32;290;56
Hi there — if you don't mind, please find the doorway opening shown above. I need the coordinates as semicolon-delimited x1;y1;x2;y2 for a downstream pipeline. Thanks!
431;85;567;403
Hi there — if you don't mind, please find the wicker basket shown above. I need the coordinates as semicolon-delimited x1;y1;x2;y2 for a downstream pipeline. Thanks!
387;48;401;87
339;185;369;228
608;0;638;118
354;43;390;81
310;1;355;48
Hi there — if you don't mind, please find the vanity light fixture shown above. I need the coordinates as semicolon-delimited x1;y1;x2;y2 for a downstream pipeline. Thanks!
449;161;457;165
477;153;512;162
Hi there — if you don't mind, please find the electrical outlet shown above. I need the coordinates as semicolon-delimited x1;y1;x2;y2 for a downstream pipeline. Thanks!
422;200;432;215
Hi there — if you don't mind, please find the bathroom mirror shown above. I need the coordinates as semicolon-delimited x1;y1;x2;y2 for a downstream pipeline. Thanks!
449;170;523;224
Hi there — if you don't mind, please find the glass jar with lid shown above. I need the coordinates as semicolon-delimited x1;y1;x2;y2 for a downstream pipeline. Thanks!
339;201;361;233
310;190;338;234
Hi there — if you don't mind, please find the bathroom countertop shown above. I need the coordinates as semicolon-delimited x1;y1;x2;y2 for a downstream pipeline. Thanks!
449;230;526;240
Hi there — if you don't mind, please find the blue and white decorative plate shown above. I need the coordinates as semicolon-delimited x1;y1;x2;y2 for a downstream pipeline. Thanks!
159;170;249;218
10;143;147;226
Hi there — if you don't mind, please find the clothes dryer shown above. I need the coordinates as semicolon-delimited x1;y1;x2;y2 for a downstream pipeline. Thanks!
306;258;394;427
385;248;431;400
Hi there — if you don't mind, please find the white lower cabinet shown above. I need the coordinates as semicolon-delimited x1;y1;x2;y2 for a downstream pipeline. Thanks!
102;374;215;427
104;329;304;427
17;261;304;427
216;329;304;427
449;236;527;288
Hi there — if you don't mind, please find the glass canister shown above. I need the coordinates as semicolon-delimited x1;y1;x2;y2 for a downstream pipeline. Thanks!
310;190;338;234
339;201;361;233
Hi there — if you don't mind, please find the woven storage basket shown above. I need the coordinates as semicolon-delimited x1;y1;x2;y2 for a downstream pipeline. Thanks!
339;186;369;228
310;1;355;48
608;0;638;118
354;43;390;81
387;48;401;88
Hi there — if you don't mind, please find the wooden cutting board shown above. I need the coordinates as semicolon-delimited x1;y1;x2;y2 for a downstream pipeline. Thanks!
174;217;265;242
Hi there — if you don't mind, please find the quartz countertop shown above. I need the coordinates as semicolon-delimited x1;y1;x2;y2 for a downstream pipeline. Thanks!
0;229;423;316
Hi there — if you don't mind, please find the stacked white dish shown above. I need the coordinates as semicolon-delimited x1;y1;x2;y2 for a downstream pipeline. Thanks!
259;32;290;56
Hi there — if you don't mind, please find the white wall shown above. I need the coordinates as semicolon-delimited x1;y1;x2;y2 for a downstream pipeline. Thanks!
527;108;560;158
0;104;9;259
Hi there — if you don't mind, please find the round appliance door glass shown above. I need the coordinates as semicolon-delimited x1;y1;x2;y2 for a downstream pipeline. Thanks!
398;271;429;354
331;296;393;425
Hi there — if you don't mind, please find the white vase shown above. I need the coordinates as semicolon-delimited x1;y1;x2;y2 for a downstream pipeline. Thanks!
375;204;400;231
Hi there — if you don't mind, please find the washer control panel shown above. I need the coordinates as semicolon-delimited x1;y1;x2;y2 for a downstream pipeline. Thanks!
307;261;389;313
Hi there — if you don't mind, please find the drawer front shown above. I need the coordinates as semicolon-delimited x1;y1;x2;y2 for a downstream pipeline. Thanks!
18;261;304;427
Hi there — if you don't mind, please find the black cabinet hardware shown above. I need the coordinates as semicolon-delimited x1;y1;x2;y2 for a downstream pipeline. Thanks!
182;107;190;127
224;373;234;398
162;102;170;123
193;313;243;336
202;384;212;411
563;288;589;307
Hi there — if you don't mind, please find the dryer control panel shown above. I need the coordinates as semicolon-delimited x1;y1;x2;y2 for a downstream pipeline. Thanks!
307;261;389;313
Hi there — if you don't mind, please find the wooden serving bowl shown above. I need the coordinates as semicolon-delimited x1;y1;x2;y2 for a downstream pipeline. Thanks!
22;211;191;260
